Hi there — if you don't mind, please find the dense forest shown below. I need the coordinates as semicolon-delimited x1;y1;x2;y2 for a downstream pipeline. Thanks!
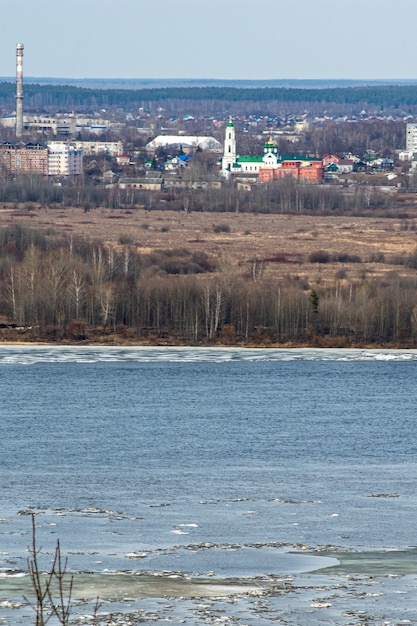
1;83;417;115
1;225;417;347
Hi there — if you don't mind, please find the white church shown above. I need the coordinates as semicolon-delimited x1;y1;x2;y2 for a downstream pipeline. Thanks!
221;118;324;184
221;118;263;176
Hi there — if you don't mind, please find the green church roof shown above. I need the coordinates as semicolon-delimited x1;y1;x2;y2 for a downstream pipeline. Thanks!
236;156;263;163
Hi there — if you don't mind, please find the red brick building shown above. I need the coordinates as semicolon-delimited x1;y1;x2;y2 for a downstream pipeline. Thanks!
258;139;324;183
0;142;49;176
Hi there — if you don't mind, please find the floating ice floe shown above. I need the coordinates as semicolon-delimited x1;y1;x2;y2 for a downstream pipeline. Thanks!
126;552;147;559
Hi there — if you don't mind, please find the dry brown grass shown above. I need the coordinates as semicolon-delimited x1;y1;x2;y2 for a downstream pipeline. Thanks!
1;205;417;286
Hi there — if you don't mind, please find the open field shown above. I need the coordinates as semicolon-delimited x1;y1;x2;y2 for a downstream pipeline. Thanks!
2;205;417;286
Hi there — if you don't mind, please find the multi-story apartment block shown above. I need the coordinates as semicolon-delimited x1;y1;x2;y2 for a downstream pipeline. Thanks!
47;142;83;176
72;141;123;156
0;142;49;175
406;123;417;153
0;142;83;177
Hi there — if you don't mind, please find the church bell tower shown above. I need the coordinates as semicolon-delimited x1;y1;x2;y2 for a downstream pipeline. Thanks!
222;117;236;174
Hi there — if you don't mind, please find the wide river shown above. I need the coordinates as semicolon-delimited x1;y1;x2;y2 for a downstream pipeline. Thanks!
1;346;417;625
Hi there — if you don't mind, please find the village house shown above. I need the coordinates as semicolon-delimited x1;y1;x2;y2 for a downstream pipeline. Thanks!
116;154;131;166
119;172;163;191
323;154;355;174
163;154;191;170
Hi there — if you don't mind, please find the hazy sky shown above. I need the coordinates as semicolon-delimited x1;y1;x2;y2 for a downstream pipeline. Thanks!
1;0;416;80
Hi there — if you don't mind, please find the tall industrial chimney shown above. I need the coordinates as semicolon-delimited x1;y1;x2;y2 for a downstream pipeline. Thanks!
16;43;24;138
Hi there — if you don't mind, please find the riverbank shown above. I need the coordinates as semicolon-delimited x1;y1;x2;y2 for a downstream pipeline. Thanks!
1;330;417;350
2;212;417;348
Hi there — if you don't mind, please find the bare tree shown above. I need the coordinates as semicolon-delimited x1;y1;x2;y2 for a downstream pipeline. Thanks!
25;513;73;626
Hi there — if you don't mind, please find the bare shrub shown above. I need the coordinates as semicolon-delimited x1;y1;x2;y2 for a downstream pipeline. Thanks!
333;252;362;263
213;223;231;233
66;320;87;341
369;251;385;263
407;247;417;269
191;251;216;272
309;250;330;263
391;254;407;266
25;513;73;625
119;234;134;245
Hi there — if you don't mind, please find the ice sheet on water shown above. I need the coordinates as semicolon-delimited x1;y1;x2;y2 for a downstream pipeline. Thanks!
1;345;417;365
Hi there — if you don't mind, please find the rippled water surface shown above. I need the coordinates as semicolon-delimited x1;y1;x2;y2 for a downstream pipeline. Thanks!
1;346;417;624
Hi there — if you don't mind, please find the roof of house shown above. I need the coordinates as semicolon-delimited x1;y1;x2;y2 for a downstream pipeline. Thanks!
236;156;263;163
281;155;322;162
119;176;163;185
326;163;339;172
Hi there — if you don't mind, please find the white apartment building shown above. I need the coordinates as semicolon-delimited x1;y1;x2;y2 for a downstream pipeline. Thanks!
406;123;417;152
47;142;83;176
72;141;123;156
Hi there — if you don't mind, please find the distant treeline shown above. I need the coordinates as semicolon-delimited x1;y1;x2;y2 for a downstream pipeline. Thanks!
1;83;417;115
1;224;417;346
0;174;406;216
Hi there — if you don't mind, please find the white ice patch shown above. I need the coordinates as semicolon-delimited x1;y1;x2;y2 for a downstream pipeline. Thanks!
2;346;417;365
